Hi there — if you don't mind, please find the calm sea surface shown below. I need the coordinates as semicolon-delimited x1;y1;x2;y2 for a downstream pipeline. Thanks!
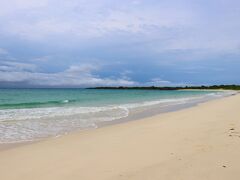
0;89;227;143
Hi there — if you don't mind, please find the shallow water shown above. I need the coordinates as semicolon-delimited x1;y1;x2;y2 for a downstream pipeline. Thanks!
0;89;230;143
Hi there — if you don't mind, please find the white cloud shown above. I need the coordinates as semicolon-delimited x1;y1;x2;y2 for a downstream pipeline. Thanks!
0;0;193;41
145;78;172;86
0;62;137;87
0;61;37;72
142;77;189;87
0;0;49;16
32;55;52;62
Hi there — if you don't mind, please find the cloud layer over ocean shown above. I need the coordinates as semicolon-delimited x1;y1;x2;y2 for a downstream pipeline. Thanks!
0;0;240;87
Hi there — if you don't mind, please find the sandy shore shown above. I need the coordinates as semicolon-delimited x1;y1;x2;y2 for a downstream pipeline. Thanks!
0;93;240;180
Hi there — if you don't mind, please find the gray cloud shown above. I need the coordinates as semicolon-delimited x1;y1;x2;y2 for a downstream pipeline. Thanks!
0;48;8;55
0;0;240;87
0;0;239;53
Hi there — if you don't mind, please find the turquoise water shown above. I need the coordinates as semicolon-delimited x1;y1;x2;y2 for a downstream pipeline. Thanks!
0;89;219;109
0;89;226;143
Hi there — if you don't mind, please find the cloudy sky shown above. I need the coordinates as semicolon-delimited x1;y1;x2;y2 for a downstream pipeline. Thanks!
0;0;240;87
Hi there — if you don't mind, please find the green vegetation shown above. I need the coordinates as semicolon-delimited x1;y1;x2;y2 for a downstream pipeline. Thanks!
88;85;240;90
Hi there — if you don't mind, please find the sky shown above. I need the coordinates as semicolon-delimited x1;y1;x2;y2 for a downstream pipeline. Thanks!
0;0;240;87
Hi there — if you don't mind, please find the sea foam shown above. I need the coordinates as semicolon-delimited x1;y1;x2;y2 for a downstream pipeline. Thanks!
0;90;228;143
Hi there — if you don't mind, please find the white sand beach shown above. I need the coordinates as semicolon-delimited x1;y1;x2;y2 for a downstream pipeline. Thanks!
0;93;240;180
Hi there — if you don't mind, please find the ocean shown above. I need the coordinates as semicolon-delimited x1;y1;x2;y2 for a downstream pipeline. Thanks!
0;89;229;143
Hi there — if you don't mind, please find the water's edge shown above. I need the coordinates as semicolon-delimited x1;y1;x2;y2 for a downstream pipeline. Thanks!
0;90;237;150
97;91;237;127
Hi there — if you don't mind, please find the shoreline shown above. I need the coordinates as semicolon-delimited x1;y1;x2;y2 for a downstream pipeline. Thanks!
0;90;236;150
0;93;240;179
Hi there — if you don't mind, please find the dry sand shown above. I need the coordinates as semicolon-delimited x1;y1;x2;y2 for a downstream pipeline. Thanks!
0;93;240;180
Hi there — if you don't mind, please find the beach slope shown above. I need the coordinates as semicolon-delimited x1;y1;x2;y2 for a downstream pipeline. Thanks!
0;94;240;180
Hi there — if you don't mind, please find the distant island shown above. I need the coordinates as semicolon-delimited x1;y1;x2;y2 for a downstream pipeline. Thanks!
88;85;240;90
